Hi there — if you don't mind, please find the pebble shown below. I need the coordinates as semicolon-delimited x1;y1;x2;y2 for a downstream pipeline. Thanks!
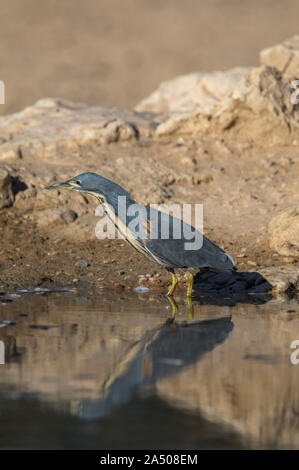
75;260;88;268
33;287;50;295
133;286;150;293
1;300;13;305
112;282;125;293
28;325;58;330
247;260;257;266
60;208;78;224
176;137;185;146
0;320;17;327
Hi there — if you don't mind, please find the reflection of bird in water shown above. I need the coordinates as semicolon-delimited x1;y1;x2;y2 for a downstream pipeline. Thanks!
71;316;233;420
46;173;235;311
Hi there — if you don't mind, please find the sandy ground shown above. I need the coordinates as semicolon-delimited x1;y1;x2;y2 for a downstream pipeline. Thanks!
1;0;299;114
0;137;298;292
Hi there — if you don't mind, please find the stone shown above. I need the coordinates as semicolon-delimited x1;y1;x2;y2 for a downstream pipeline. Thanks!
260;35;299;80
60;208;78;224
0;143;20;161
33;207;78;227
136;66;299;146
0;98;156;161
193;267;299;295
0;320;17;327
80;119;138;145
112;282;125;293
268;207;299;257
133;286;150;293
249;282;273;294
259;266;299;293
75;260;88;268
137;67;252;113
0;169;14;209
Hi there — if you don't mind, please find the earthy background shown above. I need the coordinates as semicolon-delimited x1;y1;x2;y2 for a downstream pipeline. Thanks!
1;0;299;114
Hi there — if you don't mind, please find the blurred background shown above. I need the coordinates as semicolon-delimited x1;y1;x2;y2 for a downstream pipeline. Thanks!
1;0;299;115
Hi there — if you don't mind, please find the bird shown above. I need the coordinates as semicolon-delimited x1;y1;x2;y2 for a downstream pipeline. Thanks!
46;172;235;299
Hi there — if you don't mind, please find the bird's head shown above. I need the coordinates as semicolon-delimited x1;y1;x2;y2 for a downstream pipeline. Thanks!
45;172;130;207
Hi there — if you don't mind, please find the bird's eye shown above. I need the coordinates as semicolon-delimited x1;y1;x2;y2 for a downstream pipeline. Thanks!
76;180;81;186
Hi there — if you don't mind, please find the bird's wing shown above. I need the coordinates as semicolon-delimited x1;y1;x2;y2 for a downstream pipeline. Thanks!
144;206;234;270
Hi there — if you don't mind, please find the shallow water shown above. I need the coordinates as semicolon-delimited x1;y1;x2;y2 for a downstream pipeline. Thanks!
0;288;298;449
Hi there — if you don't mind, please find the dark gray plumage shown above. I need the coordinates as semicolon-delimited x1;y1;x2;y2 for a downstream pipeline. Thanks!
46;172;235;297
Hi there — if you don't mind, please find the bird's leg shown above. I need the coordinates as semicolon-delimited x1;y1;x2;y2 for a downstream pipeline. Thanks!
187;296;194;320
166;268;178;297
185;271;194;297
167;295;178;318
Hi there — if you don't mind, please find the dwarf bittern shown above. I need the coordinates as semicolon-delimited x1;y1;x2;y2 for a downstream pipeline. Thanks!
46;172;235;299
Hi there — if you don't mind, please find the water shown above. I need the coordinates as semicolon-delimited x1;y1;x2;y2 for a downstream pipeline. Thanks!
0;288;298;449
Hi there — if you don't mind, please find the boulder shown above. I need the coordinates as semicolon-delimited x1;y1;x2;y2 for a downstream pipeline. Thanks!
260;35;299;80
0;98;157;162
136;66;299;145
136;67;252;113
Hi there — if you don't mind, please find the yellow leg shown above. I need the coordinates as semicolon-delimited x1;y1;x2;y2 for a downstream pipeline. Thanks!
187;296;194;320
167;271;178;296
185;271;194;297
167;295;178;317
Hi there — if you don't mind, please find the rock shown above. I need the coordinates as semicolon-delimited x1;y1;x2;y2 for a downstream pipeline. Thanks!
112;282;125;293
0;98;157;161
247;260;257;266
28;325;57;330
0;320;17;327
260;35;299;80
250;282;274;293
0;169;14;209
60;208;78;224
81;119;138;145
137;67;252;113
268;207;299;257
194;267;299;295
136;66;299;145
0;143;20;161
259;266;299;293
133;286;150;293
194;270;272;296
75;260;88;268
33;207;78;227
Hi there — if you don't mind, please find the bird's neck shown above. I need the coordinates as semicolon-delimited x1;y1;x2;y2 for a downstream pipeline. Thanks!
96;194;139;242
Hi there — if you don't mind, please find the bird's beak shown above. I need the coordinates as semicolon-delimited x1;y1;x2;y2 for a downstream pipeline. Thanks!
45;180;78;190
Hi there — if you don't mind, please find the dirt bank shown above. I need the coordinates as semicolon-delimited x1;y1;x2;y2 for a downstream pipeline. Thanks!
0;135;298;293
